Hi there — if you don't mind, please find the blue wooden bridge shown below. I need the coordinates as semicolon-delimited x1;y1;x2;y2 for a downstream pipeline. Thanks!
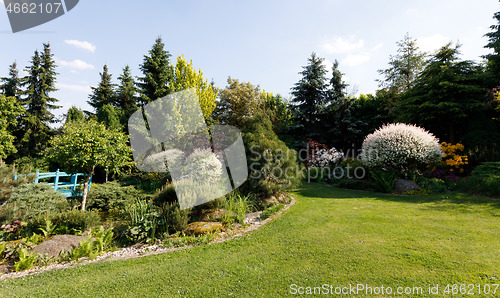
14;169;92;198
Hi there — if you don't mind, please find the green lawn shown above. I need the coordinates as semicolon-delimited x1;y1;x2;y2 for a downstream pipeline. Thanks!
1;184;499;297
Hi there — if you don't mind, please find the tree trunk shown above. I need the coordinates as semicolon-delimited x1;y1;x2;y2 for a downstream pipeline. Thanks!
81;166;95;211
105;169;108;183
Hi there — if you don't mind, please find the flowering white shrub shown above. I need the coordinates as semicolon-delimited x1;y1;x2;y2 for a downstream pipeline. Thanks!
360;123;443;171
142;149;185;172
309;148;344;168
185;148;223;183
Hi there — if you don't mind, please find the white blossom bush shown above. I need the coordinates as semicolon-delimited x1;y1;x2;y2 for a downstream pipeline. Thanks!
309;148;344;168
184;148;223;183
360;123;443;172
142;149;185;173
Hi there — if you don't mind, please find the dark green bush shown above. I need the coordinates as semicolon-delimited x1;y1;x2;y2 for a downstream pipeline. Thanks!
242;112;302;197
87;181;144;211
152;183;177;206
457;162;500;197
417;177;448;193
334;178;375;192
1;184;69;223
160;202;189;233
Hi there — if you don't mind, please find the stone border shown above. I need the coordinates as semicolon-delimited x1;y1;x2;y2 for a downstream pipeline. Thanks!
0;196;296;281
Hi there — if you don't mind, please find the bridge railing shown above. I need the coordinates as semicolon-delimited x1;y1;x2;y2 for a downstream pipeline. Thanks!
14;169;92;198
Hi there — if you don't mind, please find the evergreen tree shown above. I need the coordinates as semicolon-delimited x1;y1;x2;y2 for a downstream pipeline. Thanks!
485;7;500;86
378;33;426;95
65;106;85;124
0;62;22;99
18;43;59;156
395;43;486;143
137;37;173;106
88;65;115;112
290;52;328;140
116;65;138;123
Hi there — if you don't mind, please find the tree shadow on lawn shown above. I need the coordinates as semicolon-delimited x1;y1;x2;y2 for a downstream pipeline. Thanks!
294;183;500;210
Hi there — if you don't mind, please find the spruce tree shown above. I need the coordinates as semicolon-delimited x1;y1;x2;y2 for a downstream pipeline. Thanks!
137;37;173;106
88;65;115;112
290;52;328;140
18;43;59;156
378;33;426;94
0;62;22;99
116;65;138;123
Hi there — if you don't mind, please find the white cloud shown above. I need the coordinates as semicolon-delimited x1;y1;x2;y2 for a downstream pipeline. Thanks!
343;54;371;67
321;36;365;54
64;40;96;53
320;36;383;67
417;34;450;53
56;58;95;70
56;83;91;93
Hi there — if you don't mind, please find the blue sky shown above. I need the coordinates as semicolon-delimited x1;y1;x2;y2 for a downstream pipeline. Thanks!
0;0;499;123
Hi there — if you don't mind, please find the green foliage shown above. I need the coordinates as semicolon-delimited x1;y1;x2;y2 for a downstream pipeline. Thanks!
243;112;302;197
152;183;177;206
13;248;38;272
27;210;101;235
221;193;255;224
18;43;60;157
88;65;115;112
47;119;130;210
137;37;173;105
370;169;397;193
417;177;448;194
214;77;263;128
0;95;24;159
0;62;22;98
87;181;143;211
12;156;49;173
260;204;284;220
395;43;487;143
65;106;85;124
261;93;292;134
97;104;122;131
38;218;57;239
116;65;138;124
290;52;328;140
378;33;427;94
160;202;189;234
2;183;68;222
458;162;500;197
171;55;218;120
124;200;165;242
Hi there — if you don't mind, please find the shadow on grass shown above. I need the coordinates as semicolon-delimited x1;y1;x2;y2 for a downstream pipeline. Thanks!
293;182;500;209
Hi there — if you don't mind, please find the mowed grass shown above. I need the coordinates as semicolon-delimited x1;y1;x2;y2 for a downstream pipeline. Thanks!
1;184;499;297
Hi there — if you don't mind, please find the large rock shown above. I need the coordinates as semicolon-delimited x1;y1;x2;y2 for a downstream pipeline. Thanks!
31;235;88;258
186;222;223;235
393;179;421;193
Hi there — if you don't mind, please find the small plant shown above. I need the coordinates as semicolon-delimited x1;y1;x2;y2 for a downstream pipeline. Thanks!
124;200;166;242
221;193;255;224
66;236;96;261
370;169;398;193
92;226;114;253
38;218;57;239
260;204;284;220
13;249;38;272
